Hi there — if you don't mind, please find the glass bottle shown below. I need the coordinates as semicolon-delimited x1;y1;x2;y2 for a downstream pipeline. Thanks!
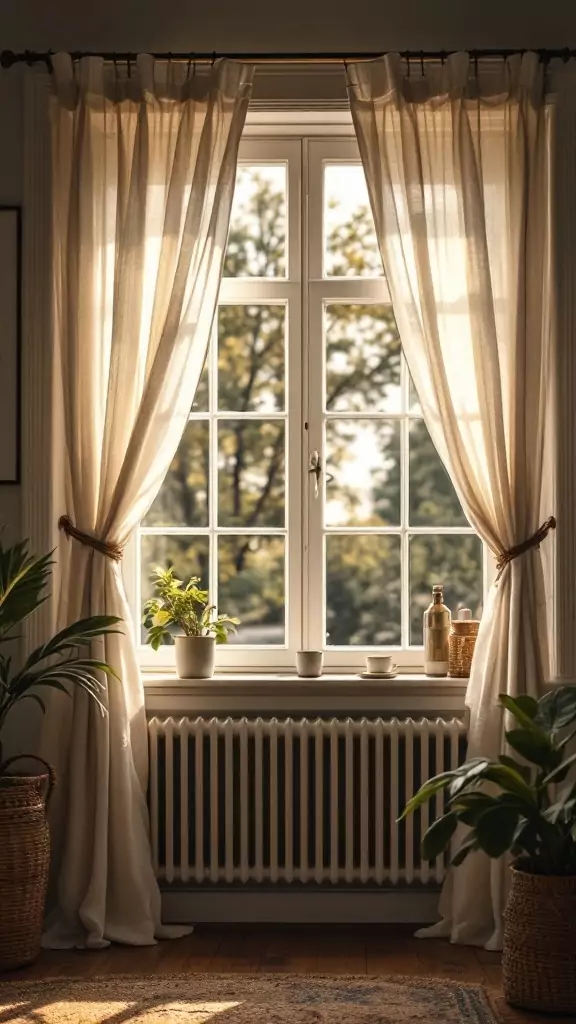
423;584;451;677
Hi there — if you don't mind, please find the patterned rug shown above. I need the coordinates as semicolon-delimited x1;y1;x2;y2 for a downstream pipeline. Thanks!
0;973;498;1023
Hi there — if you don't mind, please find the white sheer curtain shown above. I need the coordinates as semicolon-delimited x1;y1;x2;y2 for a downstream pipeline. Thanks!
347;52;554;949
43;53;253;948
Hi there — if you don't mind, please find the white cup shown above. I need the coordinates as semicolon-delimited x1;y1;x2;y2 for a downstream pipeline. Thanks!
296;650;323;678
366;655;393;675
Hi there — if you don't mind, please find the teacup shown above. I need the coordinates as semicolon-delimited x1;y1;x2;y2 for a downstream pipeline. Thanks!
366;655;393;675
296;651;323;678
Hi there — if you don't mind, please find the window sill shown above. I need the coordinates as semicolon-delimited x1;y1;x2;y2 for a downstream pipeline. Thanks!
143;672;469;718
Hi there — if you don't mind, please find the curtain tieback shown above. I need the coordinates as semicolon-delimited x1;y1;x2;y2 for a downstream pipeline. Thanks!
58;515;123;562
495;516;556;582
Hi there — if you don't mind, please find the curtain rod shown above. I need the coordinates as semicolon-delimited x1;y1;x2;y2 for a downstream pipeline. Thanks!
1;47;575;69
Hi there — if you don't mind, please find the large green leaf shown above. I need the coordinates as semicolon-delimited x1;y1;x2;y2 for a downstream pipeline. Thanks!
499;693;539;729
498;754;532;783
475;805;520;857
422;812;457;860
505;728;562;771
450;792;497;825
542;750;576;787
451;835;479;866
400;773;457;818
536;688;576;732
481;764;538;803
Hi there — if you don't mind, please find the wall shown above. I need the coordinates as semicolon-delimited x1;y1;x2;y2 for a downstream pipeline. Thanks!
0;73;23;547
0;0;575;53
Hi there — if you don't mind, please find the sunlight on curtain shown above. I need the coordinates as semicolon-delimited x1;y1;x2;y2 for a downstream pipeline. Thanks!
348;52;555;949
43;53;253;948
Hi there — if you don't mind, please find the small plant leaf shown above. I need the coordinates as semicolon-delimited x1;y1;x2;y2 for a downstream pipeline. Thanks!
422;812;458;860
505;727;562;771
475;805;520;857
499;693;539;728
536;687;576;732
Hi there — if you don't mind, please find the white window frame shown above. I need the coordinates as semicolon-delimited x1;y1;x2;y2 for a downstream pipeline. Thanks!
132;125;490;674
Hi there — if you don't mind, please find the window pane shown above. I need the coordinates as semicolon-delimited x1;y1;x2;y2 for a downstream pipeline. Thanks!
218;420;285;528
218;305;285;412
140;534;210;642
223;164;286;278
326;535;401;646
409;534;483;645
324;164;382;277
143;421;209;528
218;535;285;644
325;304;401;413
325;419;401;527
409;420;468;527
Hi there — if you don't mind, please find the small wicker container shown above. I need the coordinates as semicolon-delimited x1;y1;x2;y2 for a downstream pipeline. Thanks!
448;619;479;678
503;866;576;1013
0;757;55;971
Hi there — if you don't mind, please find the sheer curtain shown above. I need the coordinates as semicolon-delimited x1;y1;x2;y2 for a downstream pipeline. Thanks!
347;52;554;949
43;53;253;948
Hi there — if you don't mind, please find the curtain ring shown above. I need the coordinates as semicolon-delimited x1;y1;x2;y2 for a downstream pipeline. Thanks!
186;55;193;78
211;50;216;67
440;50;446;66
474;51;479;77
405;53;411;78
127;53;132;78
420;50;425;76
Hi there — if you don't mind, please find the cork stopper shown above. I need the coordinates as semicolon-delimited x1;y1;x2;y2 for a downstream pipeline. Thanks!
458;608;472;620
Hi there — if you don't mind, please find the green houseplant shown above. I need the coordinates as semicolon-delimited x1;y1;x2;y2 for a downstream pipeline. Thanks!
0;537;121;970
401;686;576;1012
143;566;239;678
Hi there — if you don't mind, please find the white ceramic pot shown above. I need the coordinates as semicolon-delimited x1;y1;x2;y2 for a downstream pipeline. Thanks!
174;635;216;679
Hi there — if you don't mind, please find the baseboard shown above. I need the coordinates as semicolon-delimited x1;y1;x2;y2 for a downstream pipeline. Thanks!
161;887;441;924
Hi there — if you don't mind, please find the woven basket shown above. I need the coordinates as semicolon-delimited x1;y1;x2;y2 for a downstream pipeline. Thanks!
503;866;576;1013
448;620;479;678
0;755;55;971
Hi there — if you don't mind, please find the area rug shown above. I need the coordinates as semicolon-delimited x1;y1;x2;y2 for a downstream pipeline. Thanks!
0;973;498;1023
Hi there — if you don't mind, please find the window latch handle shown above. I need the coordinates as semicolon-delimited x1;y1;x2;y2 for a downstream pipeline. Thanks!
308;450;333;497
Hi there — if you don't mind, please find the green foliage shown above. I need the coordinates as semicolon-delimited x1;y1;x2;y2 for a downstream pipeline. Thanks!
143;566;240;650
400;687;576;876
0;537;122;770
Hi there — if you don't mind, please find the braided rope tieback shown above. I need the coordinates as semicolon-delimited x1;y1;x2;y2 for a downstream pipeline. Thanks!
495;515;556;582
58;515;123;562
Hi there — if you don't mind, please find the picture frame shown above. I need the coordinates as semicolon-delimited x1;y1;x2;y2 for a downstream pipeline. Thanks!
0;206;21;484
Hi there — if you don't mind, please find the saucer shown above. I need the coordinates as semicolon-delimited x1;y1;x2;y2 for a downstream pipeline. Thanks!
357;667;398;680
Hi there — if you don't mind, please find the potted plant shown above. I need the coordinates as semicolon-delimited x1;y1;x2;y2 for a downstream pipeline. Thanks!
143;567;239;678
0;538;121;970
401;686;576;1013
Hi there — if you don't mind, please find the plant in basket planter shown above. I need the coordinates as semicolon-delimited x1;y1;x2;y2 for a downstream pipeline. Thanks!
401;686;576;1013
0;538;121;971
143;566;240;678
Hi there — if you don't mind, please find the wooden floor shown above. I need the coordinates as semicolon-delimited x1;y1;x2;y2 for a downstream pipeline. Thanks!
0;925;567;1024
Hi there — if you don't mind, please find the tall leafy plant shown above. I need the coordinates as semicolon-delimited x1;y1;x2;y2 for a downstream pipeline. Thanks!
401;687;576;876
143;567;239;650
0;539;122;770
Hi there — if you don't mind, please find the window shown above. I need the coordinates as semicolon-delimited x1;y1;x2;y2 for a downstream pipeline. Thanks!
136;135;484;671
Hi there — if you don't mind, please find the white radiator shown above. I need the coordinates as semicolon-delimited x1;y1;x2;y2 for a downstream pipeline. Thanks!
148;716;467;888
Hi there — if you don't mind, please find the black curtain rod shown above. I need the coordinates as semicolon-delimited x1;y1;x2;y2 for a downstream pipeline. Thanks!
1;47;576;69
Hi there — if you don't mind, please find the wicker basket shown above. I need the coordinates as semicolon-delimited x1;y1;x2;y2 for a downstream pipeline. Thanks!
503;866;576;1013
448;620;479;677
0;756;55;971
